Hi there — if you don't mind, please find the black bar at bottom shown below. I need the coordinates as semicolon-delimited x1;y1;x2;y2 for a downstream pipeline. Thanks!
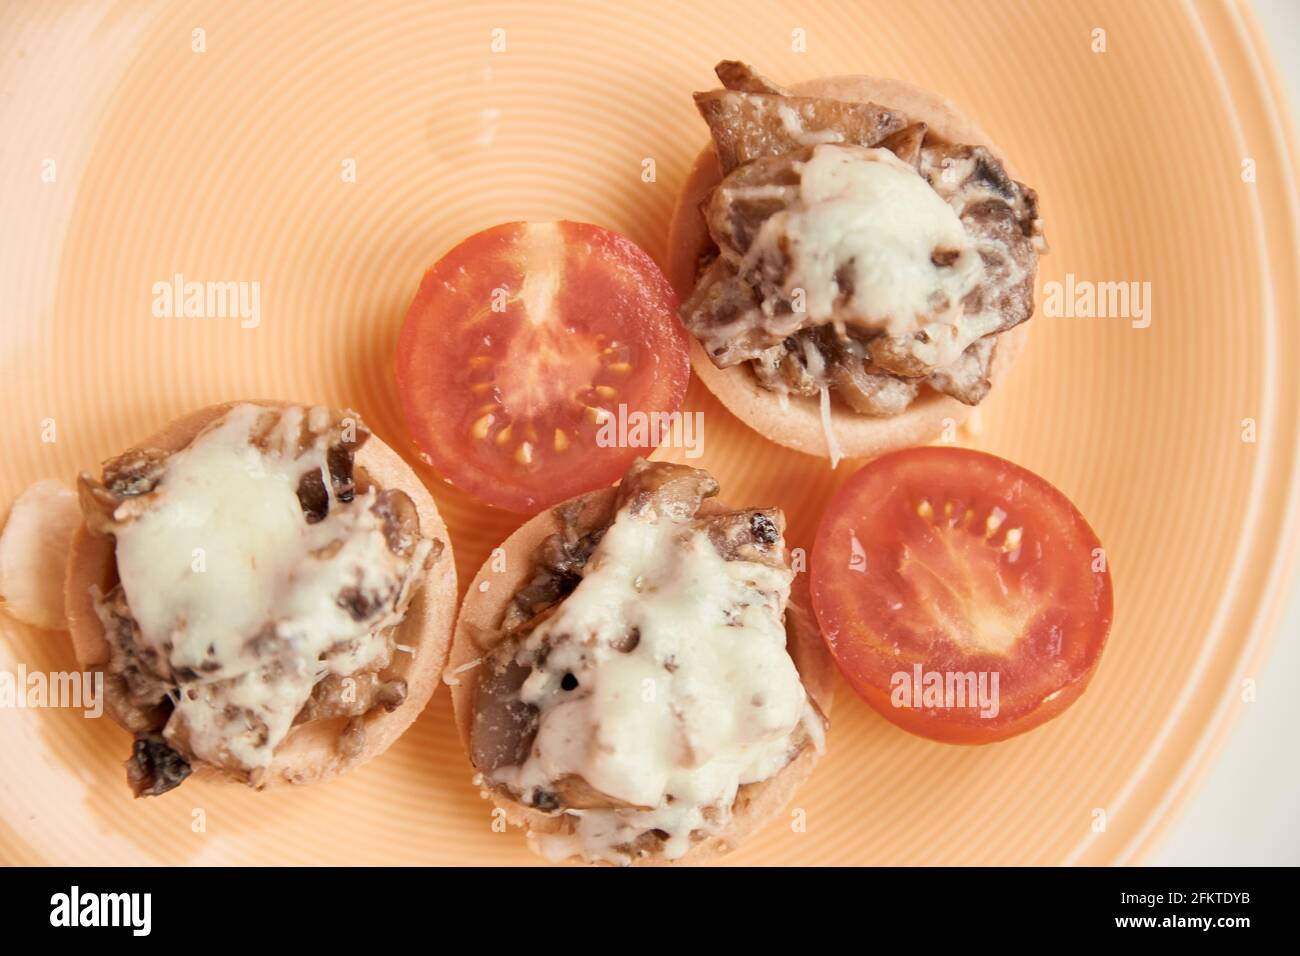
0;865;1281;941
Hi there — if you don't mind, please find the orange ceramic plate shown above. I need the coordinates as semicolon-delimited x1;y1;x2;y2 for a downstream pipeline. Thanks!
1;0;1297;865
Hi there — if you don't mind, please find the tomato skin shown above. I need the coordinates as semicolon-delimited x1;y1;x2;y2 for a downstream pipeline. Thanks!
810;447;1113;744
395;221;690;513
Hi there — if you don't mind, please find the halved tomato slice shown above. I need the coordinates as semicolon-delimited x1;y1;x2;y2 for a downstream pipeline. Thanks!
395;221;690;512
810;447;1113;744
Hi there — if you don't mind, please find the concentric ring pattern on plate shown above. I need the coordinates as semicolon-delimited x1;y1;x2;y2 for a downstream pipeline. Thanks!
1;0;1296;865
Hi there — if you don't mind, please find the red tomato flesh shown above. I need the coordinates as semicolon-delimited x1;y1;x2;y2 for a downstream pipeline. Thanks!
395;221;690;512
810;447;1113;744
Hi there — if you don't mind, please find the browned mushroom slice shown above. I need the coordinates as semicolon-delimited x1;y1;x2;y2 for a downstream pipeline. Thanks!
706;180;800;255
616;458;718;520
259;405;371;459
295;672;407;723
470;647;541;774
705;151;802;256
697;508;786;569
296;468;330;523
681;258;801;366
965;200;1040;336
750;341;822;398
867;331;941;379
920;143;1045;253
714;59;790;96
680;260;750;360
694;90;905;174
922;143;1022;210
286;409;370;510
321;409;371;500
97;585;173;722
927;334;997;405
126;732;192;798
881;122;928;170
503;545;595;633
101;447;170;498
77;447;172;534
864;291;1015;382
830;353;922;416
326;443;357;502
501;496;615;633
370;488;422;557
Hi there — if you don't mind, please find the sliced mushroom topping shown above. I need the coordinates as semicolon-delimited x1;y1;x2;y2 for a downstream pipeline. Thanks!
695;89;905;175
681;62;1044;418
77;450;171;535
327;444;356;502
881;122;927;169
700;508;786;568
470;650;541;773
751;339;822;397
502;503;611;634
616;457;719;520
82;404;434;795
927;334;998;405
294;673;407;727
714;59;790;96
371;488;421;557
830;353;921;416
475;460;805;827
681;257;797;366
102;448;170;497
126;732;192;798
706;152;803;254
297;468;330;523
96;585;170;706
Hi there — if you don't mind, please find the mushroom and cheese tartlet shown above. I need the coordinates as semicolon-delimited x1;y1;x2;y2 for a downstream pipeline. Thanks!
451;459;832;865
66;402;456;796
669;61;1047;462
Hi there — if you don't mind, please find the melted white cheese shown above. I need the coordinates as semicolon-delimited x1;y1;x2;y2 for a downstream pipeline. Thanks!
818;386;843;470
777;103;845;147
749;143;985;338
109;404;428;773
490;497;815;865
799;337;844;468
